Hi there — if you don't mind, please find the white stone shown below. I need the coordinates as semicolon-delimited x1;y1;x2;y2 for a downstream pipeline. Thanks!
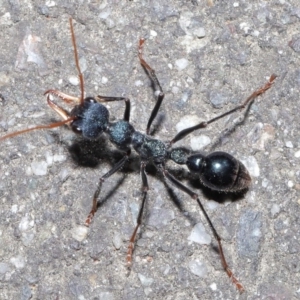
10;256;25;269
135;80;143;86
11;205;18;213
112;231;122;250
271;204;280;216
138;273;154;286
150;30;157;37
188;260;207;277
190;135;211;151
240;156;260;177
31;160;48;176
175;58;189;71
68;75;80;86
295;150;300;158
72;225;89;242
188;223;211;245
101;76;108;84
288;180;294;188
192;27;206;38
176;115;202;132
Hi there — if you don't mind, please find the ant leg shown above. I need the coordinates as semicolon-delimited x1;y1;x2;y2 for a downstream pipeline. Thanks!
127;161;149;267
159;165;245;293
95;96;131;122
170;74;276;145
85;149;131;226
139;39;165;135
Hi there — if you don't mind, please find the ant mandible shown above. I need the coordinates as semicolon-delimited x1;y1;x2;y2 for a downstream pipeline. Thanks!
0;18;276;293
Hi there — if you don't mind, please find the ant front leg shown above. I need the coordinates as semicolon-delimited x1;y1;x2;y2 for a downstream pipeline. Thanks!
85;149;131;226
158;164;245;293
139;39;165;135
127;161;149;267
95;96;131;122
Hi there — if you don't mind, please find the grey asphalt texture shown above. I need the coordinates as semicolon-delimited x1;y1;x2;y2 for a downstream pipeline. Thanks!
0;1;300;299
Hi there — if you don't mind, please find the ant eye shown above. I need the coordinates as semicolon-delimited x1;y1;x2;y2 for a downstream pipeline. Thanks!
72;126;82;134
85;97;97;103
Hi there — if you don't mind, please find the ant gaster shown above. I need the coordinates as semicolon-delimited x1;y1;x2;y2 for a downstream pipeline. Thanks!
0;19;276;293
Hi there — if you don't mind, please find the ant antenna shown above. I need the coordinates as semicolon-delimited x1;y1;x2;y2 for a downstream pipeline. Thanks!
0;117;75;141
69;18;85;105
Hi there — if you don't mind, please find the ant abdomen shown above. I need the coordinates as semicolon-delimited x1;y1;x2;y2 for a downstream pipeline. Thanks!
186;152;251;192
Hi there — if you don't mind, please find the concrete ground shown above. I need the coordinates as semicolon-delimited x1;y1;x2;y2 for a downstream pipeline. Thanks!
0;1;299;299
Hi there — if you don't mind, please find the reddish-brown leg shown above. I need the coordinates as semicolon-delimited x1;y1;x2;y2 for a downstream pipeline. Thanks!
127;161;149;267
159;166;245;293
85;150;131;226
170;74;277;145
138;39;165;135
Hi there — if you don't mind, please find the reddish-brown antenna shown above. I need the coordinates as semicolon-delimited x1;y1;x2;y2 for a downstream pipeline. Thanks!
69;18;84;105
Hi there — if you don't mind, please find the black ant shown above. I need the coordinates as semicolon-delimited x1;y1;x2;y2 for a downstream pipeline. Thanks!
0;18;276;293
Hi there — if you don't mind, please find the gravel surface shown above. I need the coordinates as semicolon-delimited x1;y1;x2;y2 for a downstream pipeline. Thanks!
0;1;300;299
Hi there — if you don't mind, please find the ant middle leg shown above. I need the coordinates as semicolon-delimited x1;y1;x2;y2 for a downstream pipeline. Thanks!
85;149;131;226
139;39;165;135
169;74;276;145
127;161;149;267
158;165;245;293
95;96;131;122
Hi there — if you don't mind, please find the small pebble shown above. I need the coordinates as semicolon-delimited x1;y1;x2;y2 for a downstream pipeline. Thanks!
240;156;260;177
188;260;208;277
101;76;108;84
188;223;211;245
135;80;143;86
144;287;152;296
271;204;280;217
190;135;211;151
10;255;26;269
285;141;293;148
98;292;114;300
192;27;206;38
72;225;88;242
68;75;80;86
19;215;34;232
287;181;294;188
31;160;48;176
53;154;66;162
175;58;189;71
45;0;56;7
176;115;202;132
206;200;219;210
295;150;300;158
138;273;154;286
112;231;122;250
150;30;157;37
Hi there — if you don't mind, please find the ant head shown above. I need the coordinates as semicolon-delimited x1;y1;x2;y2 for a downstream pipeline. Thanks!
70;97;109;139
